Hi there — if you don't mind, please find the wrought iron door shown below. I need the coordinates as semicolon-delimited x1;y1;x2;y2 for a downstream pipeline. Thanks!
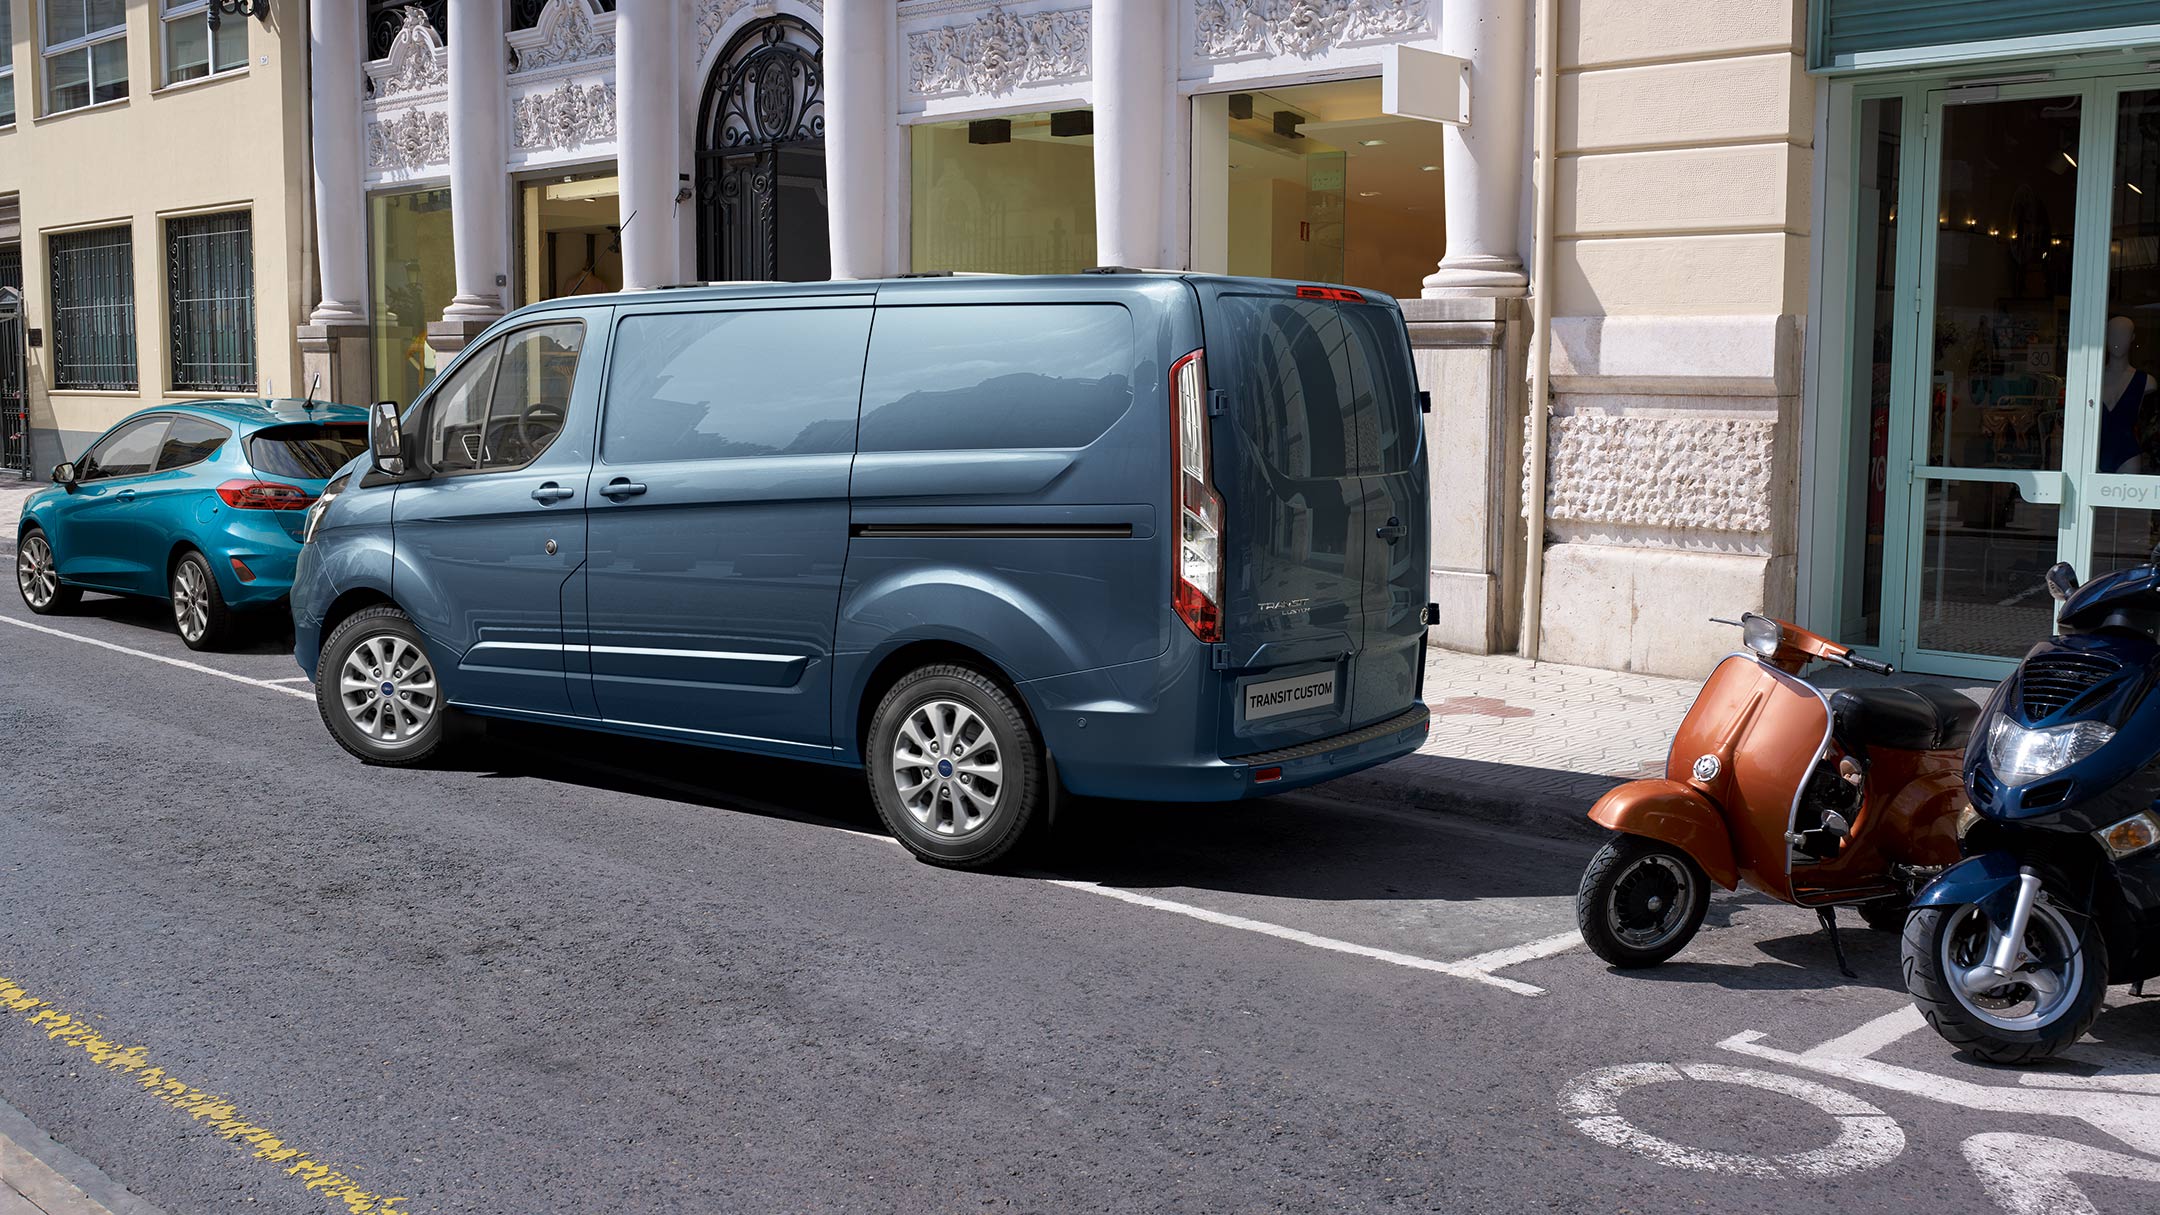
0;244;27;476
695;16;828;282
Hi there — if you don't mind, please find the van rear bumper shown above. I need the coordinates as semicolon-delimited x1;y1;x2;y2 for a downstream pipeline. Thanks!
1022;653;1429;800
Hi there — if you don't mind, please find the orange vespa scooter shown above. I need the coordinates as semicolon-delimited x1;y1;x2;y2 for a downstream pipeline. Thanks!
1576;613;1978;971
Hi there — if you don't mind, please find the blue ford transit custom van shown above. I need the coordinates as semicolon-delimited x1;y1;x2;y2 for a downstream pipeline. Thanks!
293;274;1432;866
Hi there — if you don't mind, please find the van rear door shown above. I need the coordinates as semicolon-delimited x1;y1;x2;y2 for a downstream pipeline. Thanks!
1195;282;1427;753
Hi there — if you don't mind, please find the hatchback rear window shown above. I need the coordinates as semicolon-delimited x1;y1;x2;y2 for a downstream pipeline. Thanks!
247;424;368;480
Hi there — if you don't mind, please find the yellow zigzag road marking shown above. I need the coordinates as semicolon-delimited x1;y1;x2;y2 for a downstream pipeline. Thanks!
0;974;410;1214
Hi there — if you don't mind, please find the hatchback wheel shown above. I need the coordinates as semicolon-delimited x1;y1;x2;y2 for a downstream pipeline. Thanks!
316;605;449;766
15;528;81;615
170;551;234;651
866;664;1047;868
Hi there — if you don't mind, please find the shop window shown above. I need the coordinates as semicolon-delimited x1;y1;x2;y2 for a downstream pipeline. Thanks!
49;225;137;391
167;211;256;392
42;0;128;115
910;111;1096;275
161;1;248;85
1835;97;1903;649
1191;78;1447;301
1;2;16;126
518;174;622;305
367;187;456;405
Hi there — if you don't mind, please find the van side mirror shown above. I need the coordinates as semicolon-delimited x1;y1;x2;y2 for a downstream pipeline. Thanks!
52;461;77;491
368;400;406;474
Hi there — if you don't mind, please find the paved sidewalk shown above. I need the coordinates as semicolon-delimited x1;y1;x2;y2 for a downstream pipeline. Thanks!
0;477;36;553
0;1096;164;1215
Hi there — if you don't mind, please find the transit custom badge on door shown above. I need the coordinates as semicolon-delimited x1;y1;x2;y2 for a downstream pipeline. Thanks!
1243;670;1338;721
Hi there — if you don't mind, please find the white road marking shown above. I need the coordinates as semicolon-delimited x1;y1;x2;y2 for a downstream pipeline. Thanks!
264;675;314;685
1560;1061;1905;1177
1450;929;1583;975
1962;1132;2160;1215
0;615;311;700
1799;1003;1928;1061
1045;880;1547;995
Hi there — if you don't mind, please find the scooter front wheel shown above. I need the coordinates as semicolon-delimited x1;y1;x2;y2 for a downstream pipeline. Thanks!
1900;898;2107;1064
1577;835;1712;968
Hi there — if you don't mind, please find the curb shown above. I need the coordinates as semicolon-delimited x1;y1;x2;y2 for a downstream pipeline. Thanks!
1326;749;1627;846
0;1095;168;1215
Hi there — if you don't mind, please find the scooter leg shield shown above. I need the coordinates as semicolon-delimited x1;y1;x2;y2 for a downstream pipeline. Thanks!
1588;780;1740;890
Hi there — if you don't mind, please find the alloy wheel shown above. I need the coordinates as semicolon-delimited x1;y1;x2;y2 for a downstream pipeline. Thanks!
1607;852;1696;951
17;536;57;609
172;561;210;642
337;632;440;746
891;698;1004;838
1941;900;2086;1033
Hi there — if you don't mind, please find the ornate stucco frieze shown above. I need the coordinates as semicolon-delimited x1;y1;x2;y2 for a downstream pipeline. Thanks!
512;81;620;151
906;4;1090;99
365;109;450;173
511;0;615;75
1538;415;1778;536
695;0;827;64
368;6;447;99
1192;0;1427;62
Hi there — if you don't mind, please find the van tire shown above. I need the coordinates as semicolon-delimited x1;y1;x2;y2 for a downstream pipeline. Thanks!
315;604;452;767
866;664;1047;869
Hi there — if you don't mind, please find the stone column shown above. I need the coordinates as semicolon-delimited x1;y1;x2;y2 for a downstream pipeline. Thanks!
298;0;373;403
1091;0;1168;269
825;0;891;279
615;0;682;290
1423;0;1529;298
429;0;510;355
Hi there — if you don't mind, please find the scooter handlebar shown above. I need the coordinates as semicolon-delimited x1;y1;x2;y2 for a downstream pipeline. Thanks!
1844;654;1895;676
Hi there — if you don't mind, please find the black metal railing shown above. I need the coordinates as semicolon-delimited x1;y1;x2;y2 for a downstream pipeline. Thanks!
50;227;138;392
168;212;257;394
511;0;615;31
367;0;447;61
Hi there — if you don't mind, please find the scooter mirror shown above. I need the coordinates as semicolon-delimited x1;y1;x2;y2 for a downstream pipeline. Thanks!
2046;561;2080;602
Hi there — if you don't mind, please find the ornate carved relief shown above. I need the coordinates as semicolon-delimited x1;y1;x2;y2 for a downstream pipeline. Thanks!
366;109;450;173
695;0;826;65
370;6;447;98
1192;0;1426;61
906;4;1090;99
513;81;620;151
512;0;614;74
1540;415;1777;536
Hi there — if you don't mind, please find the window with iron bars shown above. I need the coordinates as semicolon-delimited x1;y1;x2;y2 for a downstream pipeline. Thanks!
167;212;255;393
50;226;138;391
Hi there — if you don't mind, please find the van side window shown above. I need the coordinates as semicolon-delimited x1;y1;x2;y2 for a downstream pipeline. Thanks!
424;342;502;473
603;308;872;464
857;305;1134;453
422;322;584;474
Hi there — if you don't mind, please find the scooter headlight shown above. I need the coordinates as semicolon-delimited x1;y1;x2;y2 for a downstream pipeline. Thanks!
1985;717;2115;785
2096;810;2160;858
1741;614;1783;658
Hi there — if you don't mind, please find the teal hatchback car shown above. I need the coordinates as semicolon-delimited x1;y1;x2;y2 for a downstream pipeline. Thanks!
15;399;369;650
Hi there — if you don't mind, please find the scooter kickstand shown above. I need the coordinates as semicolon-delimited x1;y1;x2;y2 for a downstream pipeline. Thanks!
1818;907;1858;979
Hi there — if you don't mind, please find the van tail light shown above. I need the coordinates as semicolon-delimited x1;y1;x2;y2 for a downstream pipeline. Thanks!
1170;349;1224;644
216;479;316;510
1296;285;1364;303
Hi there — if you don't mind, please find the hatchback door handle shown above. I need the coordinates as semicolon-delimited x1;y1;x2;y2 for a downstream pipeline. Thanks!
600;478;647;499
1375;516;1406;541
531;483;575;504
115;489;137;502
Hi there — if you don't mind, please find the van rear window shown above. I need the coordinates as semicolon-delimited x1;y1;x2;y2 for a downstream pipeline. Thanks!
1213;297;1417;479
246;424;368;480
858;305;1134;453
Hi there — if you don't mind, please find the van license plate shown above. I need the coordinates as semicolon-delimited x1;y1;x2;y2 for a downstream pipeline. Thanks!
1243;671;1338;721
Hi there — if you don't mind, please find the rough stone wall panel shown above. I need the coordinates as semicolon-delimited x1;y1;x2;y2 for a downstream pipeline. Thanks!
1539;413;1777;536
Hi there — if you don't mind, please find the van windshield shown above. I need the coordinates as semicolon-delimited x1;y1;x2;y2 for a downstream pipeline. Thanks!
1210;295;1416;478
247;424;369;480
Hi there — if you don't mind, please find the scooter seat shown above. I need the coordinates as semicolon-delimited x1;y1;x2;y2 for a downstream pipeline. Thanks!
1828;684;1981;752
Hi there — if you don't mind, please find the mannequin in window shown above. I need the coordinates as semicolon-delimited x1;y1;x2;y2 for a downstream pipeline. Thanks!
2097;315;2159;473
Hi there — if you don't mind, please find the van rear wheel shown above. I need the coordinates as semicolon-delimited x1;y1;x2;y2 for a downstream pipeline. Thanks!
866;664;1047;869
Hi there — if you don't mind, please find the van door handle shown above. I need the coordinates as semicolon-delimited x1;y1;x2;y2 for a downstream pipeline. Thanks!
531;483;576;504
600;478;647;499
1375;516;1406;542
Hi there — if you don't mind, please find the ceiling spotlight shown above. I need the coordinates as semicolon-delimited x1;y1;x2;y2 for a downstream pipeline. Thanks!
2132;182;2146;195
1419;164;1439;172
1359;139;1387;147
2063;151;2078;168
1358;191;1381;197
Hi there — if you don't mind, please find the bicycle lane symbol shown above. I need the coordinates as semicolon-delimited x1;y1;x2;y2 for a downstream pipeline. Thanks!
1560;1004;2160;1212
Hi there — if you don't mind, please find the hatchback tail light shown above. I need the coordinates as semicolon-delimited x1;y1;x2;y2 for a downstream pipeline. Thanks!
216;479;315;510
1170;349;1224;643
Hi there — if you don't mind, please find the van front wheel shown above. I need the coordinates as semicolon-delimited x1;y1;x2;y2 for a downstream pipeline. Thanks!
867;665;1047;869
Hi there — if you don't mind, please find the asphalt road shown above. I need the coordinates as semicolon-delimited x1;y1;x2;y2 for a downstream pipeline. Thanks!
3;588;2158;1214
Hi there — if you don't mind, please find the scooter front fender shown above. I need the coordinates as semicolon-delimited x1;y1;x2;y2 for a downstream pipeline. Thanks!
1911;851;2025;923
1589;779;1739;890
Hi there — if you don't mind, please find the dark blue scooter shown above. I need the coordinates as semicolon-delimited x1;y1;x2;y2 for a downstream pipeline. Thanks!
1904;557;2160;1063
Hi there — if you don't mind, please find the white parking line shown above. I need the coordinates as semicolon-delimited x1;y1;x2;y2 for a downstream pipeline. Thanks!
1450;930;1584;976
265;676;314;685
1046;880;1549;996
0;615;311;700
